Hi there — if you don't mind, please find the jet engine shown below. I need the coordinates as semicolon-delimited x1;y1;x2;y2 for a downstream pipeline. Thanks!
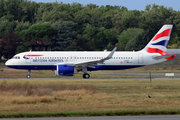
55;65;74;76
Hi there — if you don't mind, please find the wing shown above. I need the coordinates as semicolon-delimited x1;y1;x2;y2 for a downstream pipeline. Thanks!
56;47;117;69
75;47;117;68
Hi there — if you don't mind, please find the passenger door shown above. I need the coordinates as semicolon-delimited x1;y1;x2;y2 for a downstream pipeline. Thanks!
138;53;143;63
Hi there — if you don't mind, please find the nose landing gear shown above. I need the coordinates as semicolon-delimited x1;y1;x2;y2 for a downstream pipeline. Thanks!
27;70;31;79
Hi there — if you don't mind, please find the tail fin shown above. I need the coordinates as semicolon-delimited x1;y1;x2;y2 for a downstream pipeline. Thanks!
143;25;173;55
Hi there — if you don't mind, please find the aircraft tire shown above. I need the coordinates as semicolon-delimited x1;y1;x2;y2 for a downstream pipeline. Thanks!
83;73;90;79
27;75;31;79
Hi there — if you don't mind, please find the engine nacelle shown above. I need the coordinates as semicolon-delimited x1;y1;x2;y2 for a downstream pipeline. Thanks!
55;65;74;76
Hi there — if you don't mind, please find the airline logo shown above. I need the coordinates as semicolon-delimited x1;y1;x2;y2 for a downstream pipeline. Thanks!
23;55;43;59
152;28;172;42
146;27;172;55
145;25;175;60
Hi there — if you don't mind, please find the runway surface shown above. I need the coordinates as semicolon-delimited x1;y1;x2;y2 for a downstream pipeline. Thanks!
1;72;180;80
92;72;180;77
1;115;180;120
1;78;180;80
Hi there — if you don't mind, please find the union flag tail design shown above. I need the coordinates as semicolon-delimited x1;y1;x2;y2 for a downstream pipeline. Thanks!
144;24;175;60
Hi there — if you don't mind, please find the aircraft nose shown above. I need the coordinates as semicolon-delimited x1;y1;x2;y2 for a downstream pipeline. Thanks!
5;60;11;66
5;60;9;66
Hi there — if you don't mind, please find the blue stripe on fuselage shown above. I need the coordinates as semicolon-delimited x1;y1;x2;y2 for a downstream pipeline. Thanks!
6;65;56;70
6;65;144;71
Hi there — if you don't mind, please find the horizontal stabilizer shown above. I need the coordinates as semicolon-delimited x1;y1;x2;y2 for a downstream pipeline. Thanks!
152;54;175;60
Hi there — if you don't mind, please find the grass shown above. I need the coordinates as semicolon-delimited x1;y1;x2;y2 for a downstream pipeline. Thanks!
1;59;180;117
0;109;180;118
0;79;180;116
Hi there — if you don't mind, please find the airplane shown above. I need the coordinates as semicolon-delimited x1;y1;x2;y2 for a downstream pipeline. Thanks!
5;24;175;79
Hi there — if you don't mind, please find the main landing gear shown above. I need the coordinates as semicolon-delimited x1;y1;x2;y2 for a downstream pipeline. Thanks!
27;70;31;79
82;67;90;79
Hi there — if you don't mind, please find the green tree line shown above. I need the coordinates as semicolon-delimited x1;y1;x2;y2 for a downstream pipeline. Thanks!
0;0;180;59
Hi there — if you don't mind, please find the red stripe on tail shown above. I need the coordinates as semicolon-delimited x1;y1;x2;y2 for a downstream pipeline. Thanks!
166;54;175;60
146;47;168;55
152;29;172;41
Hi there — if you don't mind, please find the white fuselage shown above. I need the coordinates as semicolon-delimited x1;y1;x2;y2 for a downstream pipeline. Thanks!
5;50;165;71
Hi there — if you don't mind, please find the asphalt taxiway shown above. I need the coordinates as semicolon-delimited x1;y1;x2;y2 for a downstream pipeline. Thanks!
1;72;180;80
92;72;180;77
1;115;180;120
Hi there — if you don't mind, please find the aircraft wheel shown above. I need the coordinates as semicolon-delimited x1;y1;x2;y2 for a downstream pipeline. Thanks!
83;73;90;79
27;75;31;79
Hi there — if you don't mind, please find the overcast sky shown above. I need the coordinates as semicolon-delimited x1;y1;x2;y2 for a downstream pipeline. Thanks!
32;0;180;11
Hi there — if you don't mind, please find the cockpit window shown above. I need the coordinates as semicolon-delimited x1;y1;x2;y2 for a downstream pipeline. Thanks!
13;56;20;59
